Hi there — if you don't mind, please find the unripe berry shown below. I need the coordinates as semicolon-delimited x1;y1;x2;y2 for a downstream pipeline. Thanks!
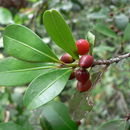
75;68;89;83
69;71;75;80
76;39;90;55
60;53;74;63
77;80;92;92
79;55;94;68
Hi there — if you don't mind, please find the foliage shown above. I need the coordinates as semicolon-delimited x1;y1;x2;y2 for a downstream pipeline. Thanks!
0;0;130;130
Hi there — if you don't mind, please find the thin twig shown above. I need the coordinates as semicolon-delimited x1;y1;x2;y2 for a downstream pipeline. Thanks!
93;53;130;66
92;65;110;88
28;0;48;29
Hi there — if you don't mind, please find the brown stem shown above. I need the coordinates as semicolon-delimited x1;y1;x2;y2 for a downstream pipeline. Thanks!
93;53;130;66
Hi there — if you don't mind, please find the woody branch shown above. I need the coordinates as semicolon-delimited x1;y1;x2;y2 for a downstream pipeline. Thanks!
93;53;130;66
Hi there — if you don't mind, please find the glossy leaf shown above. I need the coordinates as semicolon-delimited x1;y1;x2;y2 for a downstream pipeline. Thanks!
24;69;71;109
41;101;78;130
0;7;13;25
3;24;59;63
69;91;93;120
94;23;117;38
97;119;128;130
43;9;79;59
0;57;54;86
0;122;24;130
123;23;130;41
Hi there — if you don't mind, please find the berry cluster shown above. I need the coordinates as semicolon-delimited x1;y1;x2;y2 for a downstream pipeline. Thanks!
60;39;94;92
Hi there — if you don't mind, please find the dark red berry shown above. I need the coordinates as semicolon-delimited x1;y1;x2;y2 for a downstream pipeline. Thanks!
75;68;89;83
60;53;74;63
110;25;115;30
79;55;94;68
76;120;81;126
69;71;75;80
109;13;114;17
76;39;90;55
77;80;92;92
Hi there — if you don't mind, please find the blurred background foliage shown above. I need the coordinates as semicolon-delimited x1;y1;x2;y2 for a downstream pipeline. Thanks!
0;0;130;129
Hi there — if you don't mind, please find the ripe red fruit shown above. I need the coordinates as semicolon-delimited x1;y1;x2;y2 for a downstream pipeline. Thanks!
69;71;75;80
76;39;90;55
77;80;92;92
60;53;74;63
75;68;90;83
79;55;94;68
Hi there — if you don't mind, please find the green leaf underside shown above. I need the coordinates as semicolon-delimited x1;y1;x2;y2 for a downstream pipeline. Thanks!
43;9;79;59
0;57;55;86
0;122;24;130
3;24;59;63
94;23;117;38
24;69;71;110
123;23;130;41
97;119;127;130
41;101;78;130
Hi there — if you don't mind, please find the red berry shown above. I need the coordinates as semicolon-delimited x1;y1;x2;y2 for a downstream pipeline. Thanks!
77;80;92;92
109;13;114;17
76;39;90;55
69;71;75;80
79;55;94;68
75;68;90;83
76;120;81;126
60;53;74;63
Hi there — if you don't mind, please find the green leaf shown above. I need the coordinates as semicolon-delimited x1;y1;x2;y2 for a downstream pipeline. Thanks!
24;69;71;109
41;101;78;130
94;23;117;38
86;31;95;55
0;7;13;25
97;119;128;130
0;57;54;86
123;23;130;41
40;116;53;130
43;9;79;59
69;91;93;120
0;122;24;130
3;24;59;63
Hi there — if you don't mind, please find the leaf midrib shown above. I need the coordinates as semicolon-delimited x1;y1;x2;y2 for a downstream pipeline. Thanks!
28;69;71;107
38;69;70;96
4;35;59;63
0;66;55;73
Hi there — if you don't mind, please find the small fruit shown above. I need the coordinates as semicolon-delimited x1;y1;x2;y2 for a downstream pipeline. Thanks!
60;53;74;63
77;80;92;92
76;120;81;126
79;55;94;68
69;71;75;80
75;68;89;83
76;39;90;55
109;13;114;17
